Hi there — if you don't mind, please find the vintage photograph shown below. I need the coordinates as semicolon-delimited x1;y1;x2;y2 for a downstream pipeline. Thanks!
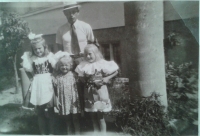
0;1;198;135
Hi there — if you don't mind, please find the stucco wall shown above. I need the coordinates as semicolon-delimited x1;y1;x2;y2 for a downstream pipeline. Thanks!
20;2;125;35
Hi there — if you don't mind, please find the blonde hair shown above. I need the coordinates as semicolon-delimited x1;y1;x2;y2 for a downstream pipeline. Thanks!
84;44;104;62
54;56;73;76
30;37;49;57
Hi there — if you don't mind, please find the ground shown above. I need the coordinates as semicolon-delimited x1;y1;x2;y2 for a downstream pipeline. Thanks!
0;87;129;135
0;87;197;135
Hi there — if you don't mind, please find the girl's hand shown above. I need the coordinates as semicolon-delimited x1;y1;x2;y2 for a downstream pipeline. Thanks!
103;77;110;84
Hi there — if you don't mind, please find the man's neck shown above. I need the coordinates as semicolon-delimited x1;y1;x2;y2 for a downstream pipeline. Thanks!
69;19;78;25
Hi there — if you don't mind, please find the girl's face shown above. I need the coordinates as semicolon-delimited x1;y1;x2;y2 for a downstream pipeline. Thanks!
85;49;96;63
59;63;71;74
32;44;45;57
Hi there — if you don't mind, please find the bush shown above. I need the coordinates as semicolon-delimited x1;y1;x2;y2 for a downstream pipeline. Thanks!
166;62;198;129
108;79;173;136
0;10;30;93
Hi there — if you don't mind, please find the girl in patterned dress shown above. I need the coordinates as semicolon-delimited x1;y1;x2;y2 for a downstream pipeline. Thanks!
21;33;56;135
53;51;81;135
75;44;119;134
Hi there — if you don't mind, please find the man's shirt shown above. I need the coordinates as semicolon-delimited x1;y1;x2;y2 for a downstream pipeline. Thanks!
56;20;94;54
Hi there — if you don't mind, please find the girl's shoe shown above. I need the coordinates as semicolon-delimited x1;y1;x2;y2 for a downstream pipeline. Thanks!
21;106;34;111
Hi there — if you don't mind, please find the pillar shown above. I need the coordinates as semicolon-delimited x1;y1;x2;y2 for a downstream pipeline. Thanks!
124;1;168;106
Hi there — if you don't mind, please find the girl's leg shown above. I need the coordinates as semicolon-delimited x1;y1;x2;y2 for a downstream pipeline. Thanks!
37;106;47;135
72;114;80;135
89;112;99;132
97;112;106;134
66;114;73;135
47;107;55;135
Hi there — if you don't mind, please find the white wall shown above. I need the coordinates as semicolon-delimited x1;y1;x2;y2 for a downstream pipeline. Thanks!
1;1;198;34
22;2;125;35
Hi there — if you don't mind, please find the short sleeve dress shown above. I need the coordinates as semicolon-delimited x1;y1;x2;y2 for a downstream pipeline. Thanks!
21;52;56;106
75;59;119;112
53;71;81;115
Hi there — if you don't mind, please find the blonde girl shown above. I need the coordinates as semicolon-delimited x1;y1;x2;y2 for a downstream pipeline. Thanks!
21;33;56;135
75;44;119;134
53;51;81;135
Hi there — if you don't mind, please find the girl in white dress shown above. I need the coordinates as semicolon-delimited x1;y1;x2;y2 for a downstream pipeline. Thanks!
21;33;56;135
53;51;81;135
75;43;119;134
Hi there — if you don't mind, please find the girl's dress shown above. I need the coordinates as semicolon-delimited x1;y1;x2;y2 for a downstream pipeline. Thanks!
53;71;81;115
21;52;56;106
75;59;119;112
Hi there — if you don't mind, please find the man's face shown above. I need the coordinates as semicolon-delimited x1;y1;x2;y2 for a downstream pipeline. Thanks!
63;8;79;24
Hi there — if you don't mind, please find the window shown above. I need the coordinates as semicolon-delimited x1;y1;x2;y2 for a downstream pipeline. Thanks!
100;42;122;73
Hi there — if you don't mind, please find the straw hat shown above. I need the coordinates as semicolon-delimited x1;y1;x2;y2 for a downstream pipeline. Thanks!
63;1;81;11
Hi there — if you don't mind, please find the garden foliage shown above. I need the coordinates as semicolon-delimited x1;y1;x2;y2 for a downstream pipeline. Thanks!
108;79;173;136
0;11;30;92
108;61;198;135
166;62;198;126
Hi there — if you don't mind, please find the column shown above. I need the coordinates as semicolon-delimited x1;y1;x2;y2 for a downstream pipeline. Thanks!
124;1;168;106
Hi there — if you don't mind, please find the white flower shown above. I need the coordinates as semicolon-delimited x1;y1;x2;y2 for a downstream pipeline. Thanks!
28;32;43;40
28;32;36;40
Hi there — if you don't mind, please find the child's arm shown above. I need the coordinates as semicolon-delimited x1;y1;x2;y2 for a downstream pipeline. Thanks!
94;71;118;87
25;71;33;81
103;71;118;83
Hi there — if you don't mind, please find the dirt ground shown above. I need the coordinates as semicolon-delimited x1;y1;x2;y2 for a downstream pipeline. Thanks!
0;87;128;135
0;87;22;106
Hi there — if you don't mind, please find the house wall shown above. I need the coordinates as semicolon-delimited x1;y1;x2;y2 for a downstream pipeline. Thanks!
19;2;125;35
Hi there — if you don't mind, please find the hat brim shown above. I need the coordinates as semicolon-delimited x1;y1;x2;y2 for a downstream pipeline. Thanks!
63;5;81;11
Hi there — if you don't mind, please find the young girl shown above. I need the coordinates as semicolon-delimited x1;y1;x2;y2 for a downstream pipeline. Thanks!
75;44;119;134
53;51;81;135
21;33;56;135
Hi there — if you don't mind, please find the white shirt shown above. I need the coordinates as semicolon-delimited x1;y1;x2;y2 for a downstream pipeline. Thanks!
56;20;94;54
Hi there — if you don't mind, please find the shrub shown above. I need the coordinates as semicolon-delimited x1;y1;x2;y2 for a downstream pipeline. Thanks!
166;62;198;128
0;10;30;93
108;79;173;136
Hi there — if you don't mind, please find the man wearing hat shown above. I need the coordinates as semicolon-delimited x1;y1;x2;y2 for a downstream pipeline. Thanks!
55;2;94;134
56;2;94;56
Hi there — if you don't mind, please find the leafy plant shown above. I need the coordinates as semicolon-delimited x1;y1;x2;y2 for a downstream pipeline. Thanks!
108;79;173;136
108;78;130;112
166;62;198;127
0;10;30;93
164;32;182;49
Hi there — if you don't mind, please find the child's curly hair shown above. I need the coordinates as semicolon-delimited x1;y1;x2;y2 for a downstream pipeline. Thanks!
54;55;73;76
